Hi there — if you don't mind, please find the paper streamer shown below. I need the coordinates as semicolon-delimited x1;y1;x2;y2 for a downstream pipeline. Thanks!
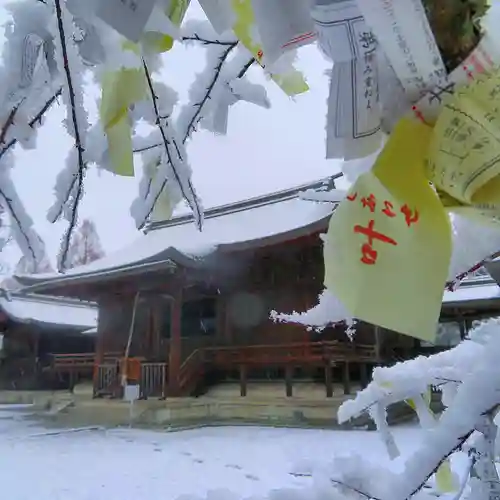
198;0;235;34
250;0;315;66
410;35;499;125
95;0;156;43
311;0;384;160
140;0;189;52
231;0;309;96
324;118;452;341
426;67;500;224
144;158;175;222
356;0;447;105
100;68;147;177
406;392;458;493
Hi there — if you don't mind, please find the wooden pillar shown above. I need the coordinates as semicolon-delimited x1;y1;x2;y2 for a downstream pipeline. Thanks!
93;326;105;396
374;326;382;363
359;363;368;388
224;294;233;344
239;364;247;397
459;316;467;340
32;331;40;377
342;362;351;395
168;293;182;396
216;294;228;345
325;364;333;397
285;365;293;397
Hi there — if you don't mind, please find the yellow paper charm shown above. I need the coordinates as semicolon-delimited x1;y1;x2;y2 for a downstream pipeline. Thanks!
324;118;452;341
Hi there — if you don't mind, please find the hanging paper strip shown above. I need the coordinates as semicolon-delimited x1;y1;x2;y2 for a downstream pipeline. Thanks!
145;157;175;222
142;0;191;53
324;118;452;341
355;0;447;104
250;0;315;66
311;0;383;160
324;28;500;342
427;68;500;216
405;391;458;493
231;0;309;96
95;0;156;43
198;0;235;34
100;68;147;177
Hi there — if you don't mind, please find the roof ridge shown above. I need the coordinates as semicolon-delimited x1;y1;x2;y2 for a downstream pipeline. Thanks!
6;290;97;308
145;175;341;233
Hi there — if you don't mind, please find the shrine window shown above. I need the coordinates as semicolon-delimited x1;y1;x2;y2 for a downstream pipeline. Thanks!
159;297;217;338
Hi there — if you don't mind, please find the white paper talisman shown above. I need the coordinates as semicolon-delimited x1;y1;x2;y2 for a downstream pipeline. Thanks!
95;0;156;42
251;0;316;66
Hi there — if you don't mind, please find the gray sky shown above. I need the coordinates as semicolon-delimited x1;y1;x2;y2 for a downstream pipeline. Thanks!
1;2;344;270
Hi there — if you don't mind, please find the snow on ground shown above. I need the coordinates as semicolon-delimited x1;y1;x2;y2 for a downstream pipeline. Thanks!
0;405;425;500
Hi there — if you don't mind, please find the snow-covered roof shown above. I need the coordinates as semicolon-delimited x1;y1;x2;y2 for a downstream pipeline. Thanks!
443;278;500;306
16;179;336;291
0;290;97;331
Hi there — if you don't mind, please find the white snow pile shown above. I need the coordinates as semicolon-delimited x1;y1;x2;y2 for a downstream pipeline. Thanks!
321;318;500;500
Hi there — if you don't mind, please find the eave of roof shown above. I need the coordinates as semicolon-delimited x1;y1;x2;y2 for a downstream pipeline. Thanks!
0;289;98;330
16;177;339;292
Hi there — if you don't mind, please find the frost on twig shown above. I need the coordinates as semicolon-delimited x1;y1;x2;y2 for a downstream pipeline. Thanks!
137;59;203;231
131;22;267;229
47;0;89;271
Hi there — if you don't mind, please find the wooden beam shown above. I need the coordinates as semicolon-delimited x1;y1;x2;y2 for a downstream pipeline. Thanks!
342;362;351;395
285;365;293;397
359;363;369;389
168;292;182;396
92;320;105;397
325;363;333;398
374;325;381;363
239;364;247;397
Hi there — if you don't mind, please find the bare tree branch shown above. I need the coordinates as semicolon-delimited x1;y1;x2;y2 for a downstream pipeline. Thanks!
53;0;86;270
141;58;203;230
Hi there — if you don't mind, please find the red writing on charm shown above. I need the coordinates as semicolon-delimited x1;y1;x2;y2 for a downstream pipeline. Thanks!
382;200;396;217
361;194;376;212
347;192;358;201
412;105;428;125
354;219;398;265
401;204;419;226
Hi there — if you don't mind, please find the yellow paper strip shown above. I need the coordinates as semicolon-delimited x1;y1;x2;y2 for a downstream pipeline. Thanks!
143;0;191;52
100;68;147;177
324;118;452;341
427;68;500;208
231;0;308;96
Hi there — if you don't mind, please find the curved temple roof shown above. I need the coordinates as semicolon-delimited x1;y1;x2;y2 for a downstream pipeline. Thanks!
0;290;97;331
16;179;337;291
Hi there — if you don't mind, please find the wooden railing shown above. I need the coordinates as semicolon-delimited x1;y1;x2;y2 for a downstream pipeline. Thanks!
202;341;377;367
94;363;120;397
46;352;121;373
178;349;205;395
91;341;378;398
140;362;167;399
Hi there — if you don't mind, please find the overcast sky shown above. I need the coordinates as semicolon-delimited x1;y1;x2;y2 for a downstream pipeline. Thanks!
0;2;344;272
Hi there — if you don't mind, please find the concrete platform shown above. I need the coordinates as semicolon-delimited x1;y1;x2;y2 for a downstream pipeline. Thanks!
0;382;415;430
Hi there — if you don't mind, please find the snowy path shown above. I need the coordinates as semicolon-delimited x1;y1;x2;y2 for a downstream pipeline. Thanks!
0;405;421;500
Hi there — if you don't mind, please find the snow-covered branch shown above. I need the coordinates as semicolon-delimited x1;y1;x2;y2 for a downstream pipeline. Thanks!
47;0;89;271
138;59;203;230
330;319;500;500
177;41;238;144
131;23;266;229
271;289;355;331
